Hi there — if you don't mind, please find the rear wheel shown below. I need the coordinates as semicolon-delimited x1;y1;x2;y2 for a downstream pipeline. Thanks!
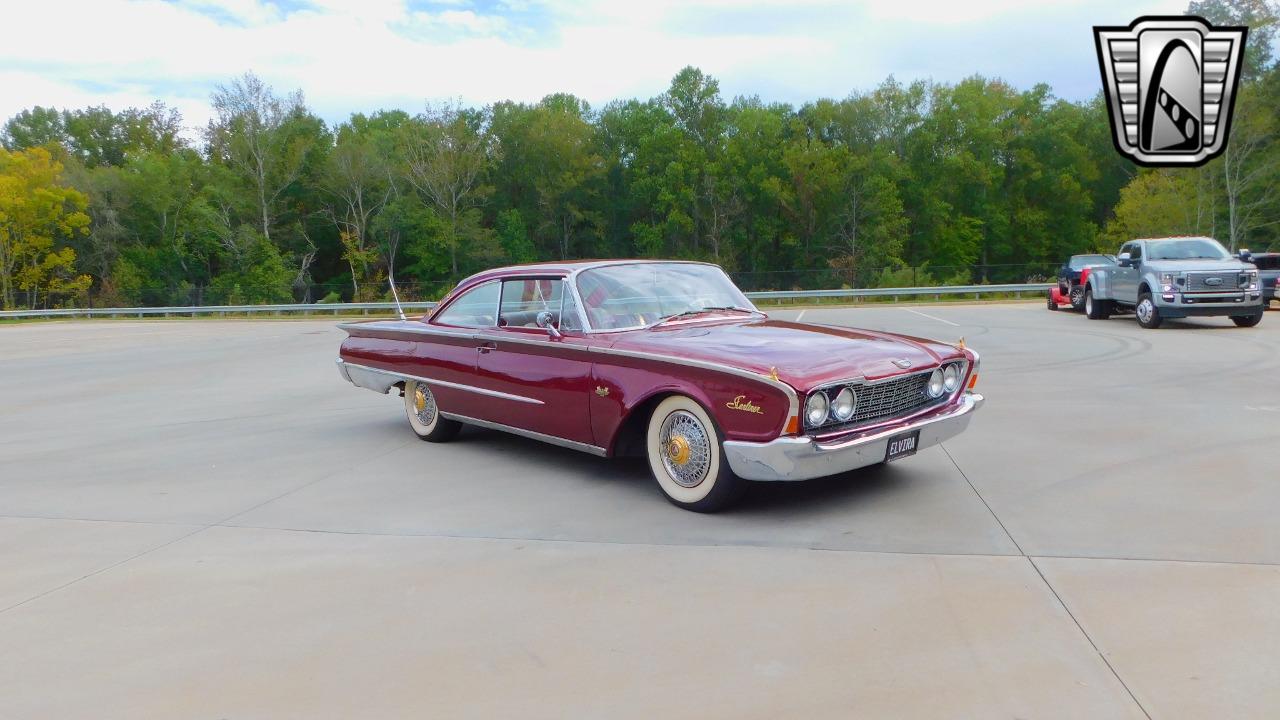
1232;313;1263;328
1135;293;1163;329
404;379;462;442
1085;287;1111;320
1046;290;1058;311
646;395;744;512
1069;285;1086;312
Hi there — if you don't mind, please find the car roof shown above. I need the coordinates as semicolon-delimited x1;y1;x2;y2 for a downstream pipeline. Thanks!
457;259;719;285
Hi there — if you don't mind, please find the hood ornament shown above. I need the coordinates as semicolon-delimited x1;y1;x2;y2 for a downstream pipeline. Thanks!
892;358;913;369
768;366;781;382
957;337;966;350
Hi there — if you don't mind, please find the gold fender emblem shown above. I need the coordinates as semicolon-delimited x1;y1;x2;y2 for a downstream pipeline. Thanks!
726;395;764;414
595;386;610;397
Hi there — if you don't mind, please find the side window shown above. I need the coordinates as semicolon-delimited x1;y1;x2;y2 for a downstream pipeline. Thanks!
1119;243;1132;259
433;281;499;328
560;287;584;332
1130;243;1142;260
499;279;564;329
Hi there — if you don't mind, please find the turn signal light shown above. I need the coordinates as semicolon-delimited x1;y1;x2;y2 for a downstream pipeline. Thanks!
968;374;979;390
784;415;800;434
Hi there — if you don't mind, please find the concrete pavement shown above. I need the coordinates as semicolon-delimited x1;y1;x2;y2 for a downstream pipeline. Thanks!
1;305;1277;718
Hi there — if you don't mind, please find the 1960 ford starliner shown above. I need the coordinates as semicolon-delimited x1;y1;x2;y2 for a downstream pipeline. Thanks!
337;260;983;511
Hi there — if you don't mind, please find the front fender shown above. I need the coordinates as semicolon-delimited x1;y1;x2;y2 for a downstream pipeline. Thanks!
590;361;796;452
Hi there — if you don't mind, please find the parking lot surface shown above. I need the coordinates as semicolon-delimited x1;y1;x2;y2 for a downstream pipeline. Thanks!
2;304;1278;719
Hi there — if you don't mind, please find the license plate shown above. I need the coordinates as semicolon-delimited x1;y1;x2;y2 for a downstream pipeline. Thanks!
885;430;920;462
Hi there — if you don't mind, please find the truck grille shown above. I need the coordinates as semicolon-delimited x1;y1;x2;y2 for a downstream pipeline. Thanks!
1186;272;1242;292
818;371;946;432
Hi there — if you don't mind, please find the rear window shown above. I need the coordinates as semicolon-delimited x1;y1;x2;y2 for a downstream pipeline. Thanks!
1069;255;1113;270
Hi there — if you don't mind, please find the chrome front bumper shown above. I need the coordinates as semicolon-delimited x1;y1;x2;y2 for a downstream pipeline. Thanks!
722;393;984;481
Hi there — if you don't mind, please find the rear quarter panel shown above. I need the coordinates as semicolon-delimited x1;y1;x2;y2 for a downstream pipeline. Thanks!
339;323;477;411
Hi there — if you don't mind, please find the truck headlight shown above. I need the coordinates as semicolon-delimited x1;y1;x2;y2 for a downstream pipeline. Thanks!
1161;273;1179;292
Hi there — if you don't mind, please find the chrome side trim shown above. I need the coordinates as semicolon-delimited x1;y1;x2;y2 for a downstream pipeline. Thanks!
587;345;800;431
338;361;544;405
441;411;608;457
339;320;477;340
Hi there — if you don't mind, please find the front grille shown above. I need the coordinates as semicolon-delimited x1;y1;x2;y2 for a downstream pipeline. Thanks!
816;371;946;433
1186;272;1242;292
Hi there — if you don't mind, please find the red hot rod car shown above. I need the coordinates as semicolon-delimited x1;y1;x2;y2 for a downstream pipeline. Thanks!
337;261;983;511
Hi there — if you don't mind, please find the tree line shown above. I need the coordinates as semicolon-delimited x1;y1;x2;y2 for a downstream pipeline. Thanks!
1;1;1276;311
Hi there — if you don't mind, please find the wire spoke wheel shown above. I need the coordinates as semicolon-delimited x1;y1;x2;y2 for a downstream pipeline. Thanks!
412;382;438;427
658;410;712;488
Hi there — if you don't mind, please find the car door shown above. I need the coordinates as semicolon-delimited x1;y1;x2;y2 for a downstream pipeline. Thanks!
1113;242;1140;303
418;279;501;413
471;277;596;447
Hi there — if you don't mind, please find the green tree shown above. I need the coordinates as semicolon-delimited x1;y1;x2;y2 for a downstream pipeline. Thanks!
0;146;91;308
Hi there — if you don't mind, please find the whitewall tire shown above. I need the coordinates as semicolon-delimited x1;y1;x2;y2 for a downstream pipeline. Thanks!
646;395;744;512
404;379;461;442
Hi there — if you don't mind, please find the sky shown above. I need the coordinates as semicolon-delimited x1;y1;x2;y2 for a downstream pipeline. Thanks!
0;0;1194;134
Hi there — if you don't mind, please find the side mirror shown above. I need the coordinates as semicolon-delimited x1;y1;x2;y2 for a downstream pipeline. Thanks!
1117;252;1132;267
536;310;562;339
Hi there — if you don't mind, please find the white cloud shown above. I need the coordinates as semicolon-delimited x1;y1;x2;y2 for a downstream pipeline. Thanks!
0;0;1190;136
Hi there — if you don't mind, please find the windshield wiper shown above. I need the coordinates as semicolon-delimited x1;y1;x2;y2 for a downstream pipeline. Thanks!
654;306;761;325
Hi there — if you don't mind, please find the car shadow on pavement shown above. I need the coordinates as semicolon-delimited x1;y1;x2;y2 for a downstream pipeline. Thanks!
446;424;911;514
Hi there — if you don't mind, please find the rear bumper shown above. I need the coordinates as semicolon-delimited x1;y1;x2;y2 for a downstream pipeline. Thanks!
723;393;984;481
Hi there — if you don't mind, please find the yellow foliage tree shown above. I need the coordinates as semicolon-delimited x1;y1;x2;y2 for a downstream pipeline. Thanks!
0;146;91;309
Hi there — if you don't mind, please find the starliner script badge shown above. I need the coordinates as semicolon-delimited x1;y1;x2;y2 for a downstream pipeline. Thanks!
726;395;764;414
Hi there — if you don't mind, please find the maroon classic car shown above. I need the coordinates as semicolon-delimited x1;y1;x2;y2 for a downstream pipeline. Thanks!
337;260;983;511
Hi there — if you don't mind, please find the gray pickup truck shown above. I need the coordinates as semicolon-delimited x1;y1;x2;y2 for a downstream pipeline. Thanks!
1083;237;1263;329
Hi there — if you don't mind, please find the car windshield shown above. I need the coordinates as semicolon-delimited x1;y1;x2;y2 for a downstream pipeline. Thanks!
576;263;755;331
1146;238;1231;260
1069;255;1114;270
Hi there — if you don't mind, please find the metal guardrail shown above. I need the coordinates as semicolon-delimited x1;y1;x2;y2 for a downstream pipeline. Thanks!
0;284;1054;320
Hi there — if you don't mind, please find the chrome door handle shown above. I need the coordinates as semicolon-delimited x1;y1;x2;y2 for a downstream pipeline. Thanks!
477;342;497;354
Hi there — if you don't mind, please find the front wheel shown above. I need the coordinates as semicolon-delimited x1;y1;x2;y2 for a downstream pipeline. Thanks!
646;395;744;512
1135;293;1163;329
1232;313;1263;328
1046;290;1058;311
404;379;462;442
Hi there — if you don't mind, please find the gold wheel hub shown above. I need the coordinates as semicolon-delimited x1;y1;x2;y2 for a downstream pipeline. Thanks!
667;435;692;466
414;388;427;412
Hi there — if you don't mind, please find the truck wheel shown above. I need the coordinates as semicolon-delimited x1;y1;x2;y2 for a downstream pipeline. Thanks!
1069;285;1086;312
1232;313;1263;328
1047;290;1058;311
1135;293;1163;329
1085;287;1110;320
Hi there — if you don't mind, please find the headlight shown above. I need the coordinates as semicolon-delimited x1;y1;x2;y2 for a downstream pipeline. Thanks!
831;387;856;422
942;364;961;393
1161;272;1179;292
927;369;945;398
804;392;829;427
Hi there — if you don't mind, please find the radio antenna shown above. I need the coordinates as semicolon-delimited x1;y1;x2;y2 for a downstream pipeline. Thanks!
388;269;407;321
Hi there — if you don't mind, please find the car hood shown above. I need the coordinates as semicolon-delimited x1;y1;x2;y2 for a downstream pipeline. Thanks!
603;317;966;392
1144;259;1253;272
